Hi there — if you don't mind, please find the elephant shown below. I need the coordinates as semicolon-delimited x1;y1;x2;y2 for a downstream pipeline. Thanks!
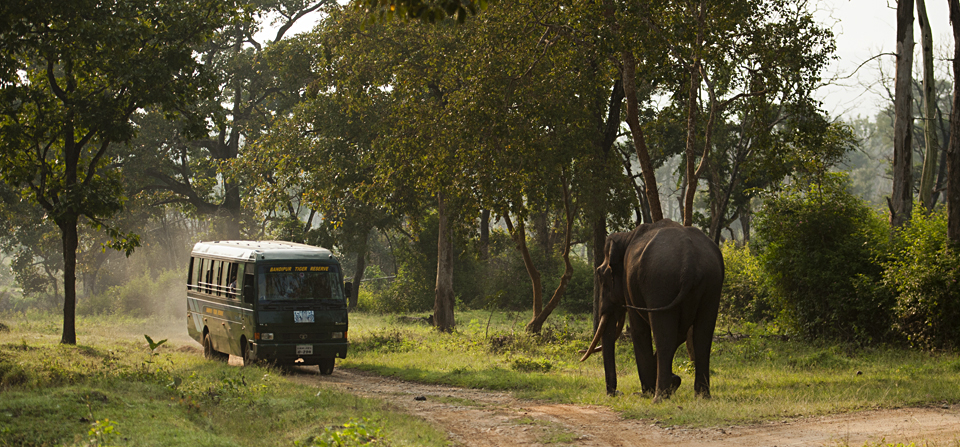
580;219;723;401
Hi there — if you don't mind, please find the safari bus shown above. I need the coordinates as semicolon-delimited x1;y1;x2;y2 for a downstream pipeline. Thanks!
186;240;350;374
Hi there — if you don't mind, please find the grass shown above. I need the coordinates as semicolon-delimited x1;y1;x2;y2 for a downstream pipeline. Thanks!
342;310;960;428
5;309;960;445
0;311;446;447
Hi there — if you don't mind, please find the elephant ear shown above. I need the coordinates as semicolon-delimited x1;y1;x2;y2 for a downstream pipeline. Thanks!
600;233;629;276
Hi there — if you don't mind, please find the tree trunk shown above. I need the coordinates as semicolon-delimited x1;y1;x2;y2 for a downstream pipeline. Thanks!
623;52;664;222
479;209;490;260
505;215;543;318
526;175;574;334
56;217;78;345
948;0;960;240
682;0;707;227
590;78;623;332
434;193;456;331
917;0;940;212
350;230;368;312
892;0;915;228
741;202;752;245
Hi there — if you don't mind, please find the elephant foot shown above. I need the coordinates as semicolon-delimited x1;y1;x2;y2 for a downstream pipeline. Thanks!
671;374;681;391
606;388;622;397
695;387;711;399
652;390;672;403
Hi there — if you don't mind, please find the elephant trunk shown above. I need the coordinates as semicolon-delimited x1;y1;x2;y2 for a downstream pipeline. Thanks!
580;314;609;362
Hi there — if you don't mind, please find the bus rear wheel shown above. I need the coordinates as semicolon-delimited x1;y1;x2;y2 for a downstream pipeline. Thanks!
318;358;335;375
203;333;227;361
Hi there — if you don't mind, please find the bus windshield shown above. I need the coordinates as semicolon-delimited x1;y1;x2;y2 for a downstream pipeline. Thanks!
259;265;344;302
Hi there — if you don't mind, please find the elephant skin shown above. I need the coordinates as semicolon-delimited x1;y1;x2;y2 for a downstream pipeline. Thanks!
582;219;723;402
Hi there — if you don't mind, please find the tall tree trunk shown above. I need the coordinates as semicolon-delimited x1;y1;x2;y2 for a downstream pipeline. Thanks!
682;0;707;227
350;230;368;312
479;209;490;260
948;0;960;240
623;51;664;222
434;193;456;331
917;0;940;212
740;202;752;245
505;215;543;318
590;78;624;332
60;218;78;345
526;175;574;334
892;0;915;228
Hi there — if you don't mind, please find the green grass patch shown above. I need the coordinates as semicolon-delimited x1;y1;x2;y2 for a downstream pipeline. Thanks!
343;310;960;427
0;312;446;447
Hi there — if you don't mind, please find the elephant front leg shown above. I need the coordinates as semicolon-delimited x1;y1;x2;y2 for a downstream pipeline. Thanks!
601;311;624;396
628;311;656;394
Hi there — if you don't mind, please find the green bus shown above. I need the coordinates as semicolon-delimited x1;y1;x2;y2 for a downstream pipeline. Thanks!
186;240;350;374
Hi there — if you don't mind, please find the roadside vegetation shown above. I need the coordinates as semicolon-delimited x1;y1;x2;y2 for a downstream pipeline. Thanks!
0;313;446;447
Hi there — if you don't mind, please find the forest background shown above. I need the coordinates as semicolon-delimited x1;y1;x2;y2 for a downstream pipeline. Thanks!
1;0;960;350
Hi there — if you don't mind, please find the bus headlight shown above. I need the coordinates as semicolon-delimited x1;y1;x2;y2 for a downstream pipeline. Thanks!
331;332;344;339
258;332;274;341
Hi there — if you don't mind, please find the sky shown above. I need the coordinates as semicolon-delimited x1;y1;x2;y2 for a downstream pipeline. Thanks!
814;0;954;120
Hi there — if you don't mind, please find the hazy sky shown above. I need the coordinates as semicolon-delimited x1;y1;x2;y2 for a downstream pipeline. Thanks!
814;0;953;120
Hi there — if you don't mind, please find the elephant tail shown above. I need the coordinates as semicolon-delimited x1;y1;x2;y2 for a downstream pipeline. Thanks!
625;276;695;313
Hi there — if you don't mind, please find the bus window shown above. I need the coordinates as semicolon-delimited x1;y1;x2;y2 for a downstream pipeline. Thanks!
196;258;205;293
216;261;224;296
187;257;195;290
259;265;344;302
225;263;239;299
205;260;215;294
243;274;255;303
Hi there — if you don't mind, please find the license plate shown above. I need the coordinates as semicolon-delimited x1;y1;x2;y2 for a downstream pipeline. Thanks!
294;310;314;323
296;344;313;355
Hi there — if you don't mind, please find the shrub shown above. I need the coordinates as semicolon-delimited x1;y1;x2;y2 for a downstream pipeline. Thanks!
755;173;893;343
719;242;775;324
79;269;184;317
885;207;960;350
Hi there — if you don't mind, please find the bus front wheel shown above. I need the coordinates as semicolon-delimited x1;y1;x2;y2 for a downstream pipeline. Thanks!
319;358;335;375
242;340;255;366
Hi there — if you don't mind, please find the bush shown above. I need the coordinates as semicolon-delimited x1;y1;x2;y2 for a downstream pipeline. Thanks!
79;269;185;317
885;207;960;350
755;173;893;343
719;242;774;324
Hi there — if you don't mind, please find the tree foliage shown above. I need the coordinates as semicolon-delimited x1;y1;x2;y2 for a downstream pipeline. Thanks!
756;173;893;344
0;0;240;343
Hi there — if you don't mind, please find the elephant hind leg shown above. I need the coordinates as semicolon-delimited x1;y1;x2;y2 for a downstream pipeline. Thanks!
692;302;719;398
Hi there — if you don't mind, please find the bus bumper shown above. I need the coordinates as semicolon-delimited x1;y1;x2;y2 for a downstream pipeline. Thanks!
249;341;348;365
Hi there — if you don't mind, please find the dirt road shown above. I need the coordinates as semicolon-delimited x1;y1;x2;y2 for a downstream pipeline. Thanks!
286;367;960;447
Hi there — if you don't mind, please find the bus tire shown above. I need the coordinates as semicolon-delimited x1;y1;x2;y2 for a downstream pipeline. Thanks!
203;333;227;361
242;340;255;366
319;358;335;375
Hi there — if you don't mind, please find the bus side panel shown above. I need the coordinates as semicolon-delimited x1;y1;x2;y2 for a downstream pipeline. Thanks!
186;294;204;345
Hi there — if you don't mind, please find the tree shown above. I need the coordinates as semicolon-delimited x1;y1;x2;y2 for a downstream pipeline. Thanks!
127;1;326;239
916;0;940;212
354;0;488;22
0;0;238;344
949;0;960;241
891;0;915;228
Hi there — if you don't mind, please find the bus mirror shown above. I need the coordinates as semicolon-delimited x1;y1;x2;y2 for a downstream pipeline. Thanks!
344;282;353;299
